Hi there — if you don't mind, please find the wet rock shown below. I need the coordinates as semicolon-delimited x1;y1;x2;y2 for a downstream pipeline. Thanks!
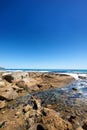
72;87;78;91
78;76;87;79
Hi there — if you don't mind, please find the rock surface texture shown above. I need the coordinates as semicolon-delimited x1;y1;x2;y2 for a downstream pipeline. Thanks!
0;72;87;130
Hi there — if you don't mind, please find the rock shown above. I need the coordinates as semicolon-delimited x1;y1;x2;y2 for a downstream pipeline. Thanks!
23;105;32;113
0;80;5;87
15;111;22;117
29;124;45;130
12;72;29;81
82;120;87;130
78;76;87;79
0;100;6;109
72;87;78;91
68;115;77;123
0;121;6;128
23;98;72;130
40;108;72;130
12;85;24;92
29;72;42;78
2;73;14;83
0;86;18;100
16;80;27;89
31;96;41;110
76;127;83;130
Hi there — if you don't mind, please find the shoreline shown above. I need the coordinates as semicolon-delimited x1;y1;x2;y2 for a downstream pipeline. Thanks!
0;72;87;130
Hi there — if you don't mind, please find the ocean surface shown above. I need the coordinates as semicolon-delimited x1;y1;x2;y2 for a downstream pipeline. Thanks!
1;68;87;73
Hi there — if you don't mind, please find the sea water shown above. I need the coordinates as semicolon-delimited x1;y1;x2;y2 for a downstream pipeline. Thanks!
3;69;87;73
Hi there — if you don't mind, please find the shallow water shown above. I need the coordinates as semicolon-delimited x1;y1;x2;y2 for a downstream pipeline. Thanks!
14;78;87;110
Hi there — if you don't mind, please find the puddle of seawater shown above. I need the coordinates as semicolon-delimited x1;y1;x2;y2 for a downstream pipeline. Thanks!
13;78;87;112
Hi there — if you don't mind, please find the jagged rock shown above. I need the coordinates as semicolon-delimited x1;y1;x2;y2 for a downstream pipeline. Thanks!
22;98;72;130
31;96;41;110
40;108;72;130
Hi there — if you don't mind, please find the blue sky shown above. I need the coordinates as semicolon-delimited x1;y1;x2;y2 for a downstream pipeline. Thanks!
0;0;87;69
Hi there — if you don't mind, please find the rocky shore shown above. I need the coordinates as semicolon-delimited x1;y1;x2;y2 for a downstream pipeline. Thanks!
0;72;87;130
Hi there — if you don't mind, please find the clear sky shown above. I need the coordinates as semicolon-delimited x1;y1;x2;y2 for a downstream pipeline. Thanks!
0;0;87;69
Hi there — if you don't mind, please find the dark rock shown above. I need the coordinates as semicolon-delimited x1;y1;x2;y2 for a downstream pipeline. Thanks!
78;76;87;79
72;87;78;91
2;74;14;83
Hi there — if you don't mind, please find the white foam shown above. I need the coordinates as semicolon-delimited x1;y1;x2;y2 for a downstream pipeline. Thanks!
59;73;79;80
67;73;79;80
60;73;87;80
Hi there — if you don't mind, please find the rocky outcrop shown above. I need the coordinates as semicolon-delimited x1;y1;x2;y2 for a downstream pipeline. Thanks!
0;97;73;130
0;72;76;129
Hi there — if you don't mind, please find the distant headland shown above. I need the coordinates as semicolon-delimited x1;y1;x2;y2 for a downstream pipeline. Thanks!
0;67;5;70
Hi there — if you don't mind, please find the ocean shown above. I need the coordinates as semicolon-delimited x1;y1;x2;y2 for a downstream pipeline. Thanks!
2;69;87;73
